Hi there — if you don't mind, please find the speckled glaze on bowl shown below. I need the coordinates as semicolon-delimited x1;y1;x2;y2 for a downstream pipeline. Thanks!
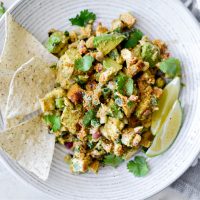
0;0;200;199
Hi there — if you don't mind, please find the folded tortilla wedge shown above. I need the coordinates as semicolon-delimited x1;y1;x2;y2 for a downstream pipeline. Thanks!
0;115;55;180
5;57;56;128
0;13;57;119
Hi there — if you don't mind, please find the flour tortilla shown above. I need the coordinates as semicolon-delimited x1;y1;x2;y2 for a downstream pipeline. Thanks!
5;57;56;128
0;116;55;180
0;13;57;119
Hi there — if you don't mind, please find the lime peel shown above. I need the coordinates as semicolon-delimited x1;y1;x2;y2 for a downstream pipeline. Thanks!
151;77;181;135
146;100;183;157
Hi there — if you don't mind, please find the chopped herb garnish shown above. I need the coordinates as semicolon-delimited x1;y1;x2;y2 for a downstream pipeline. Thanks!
64;30;69;36
75;55;94;72
113;27;122;33
103;154;124;168
127;156;149;177
159;57;181;78
111;104;124;119
124;29;143;48
69;9;96;27
127;100;134;107
0;2;5;17
117;74;134;96
44;115;61;132
87;141;95;149
83;109;96;126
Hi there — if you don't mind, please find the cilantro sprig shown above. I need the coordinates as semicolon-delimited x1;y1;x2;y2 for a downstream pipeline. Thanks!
69;9;96;27
75;55;94;72
103;154;124;168
127;156;149;177
44;115;61;132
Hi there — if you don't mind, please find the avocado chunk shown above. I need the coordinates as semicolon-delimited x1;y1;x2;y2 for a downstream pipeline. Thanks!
103;57;122;69
99;58;122;84
141;42;160;66
46;31;69;54
93;33;126;55
59;48;81;66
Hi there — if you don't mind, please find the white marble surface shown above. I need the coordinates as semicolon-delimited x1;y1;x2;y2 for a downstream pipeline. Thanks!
0;1;187;200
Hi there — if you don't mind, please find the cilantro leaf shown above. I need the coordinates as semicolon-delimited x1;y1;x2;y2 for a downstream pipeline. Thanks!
159;57;181;78
111;104;124;119
117;74;127;94
83;109;96;127
117;74;134;96
0;2;5;17
104;154;124;168
69;9;96;27
124;29;143;48
75;55;94;72
127;156;149;177
44;115;61;132
127;100;134;108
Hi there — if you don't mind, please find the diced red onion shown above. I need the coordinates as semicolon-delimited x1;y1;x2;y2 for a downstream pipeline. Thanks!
92;131;102;139
64;142;73;149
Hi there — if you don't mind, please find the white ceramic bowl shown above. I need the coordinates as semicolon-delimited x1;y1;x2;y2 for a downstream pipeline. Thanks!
1;0;200;199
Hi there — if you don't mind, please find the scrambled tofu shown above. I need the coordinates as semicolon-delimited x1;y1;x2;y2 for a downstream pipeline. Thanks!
100;117;124;141
61;101;82;134
121;126;143;147
41;12;170;174
120;12;136;28
71;157;91;173
99;58;122;84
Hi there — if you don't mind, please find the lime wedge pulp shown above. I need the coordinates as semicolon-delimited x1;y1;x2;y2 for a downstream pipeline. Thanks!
151;77;181;135
146;100;182;157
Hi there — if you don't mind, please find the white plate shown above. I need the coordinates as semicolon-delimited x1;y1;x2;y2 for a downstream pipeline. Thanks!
0;0;200;199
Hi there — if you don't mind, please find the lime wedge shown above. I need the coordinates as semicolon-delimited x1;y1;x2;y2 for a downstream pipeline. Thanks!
146;100;182;157
151;77;181;135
